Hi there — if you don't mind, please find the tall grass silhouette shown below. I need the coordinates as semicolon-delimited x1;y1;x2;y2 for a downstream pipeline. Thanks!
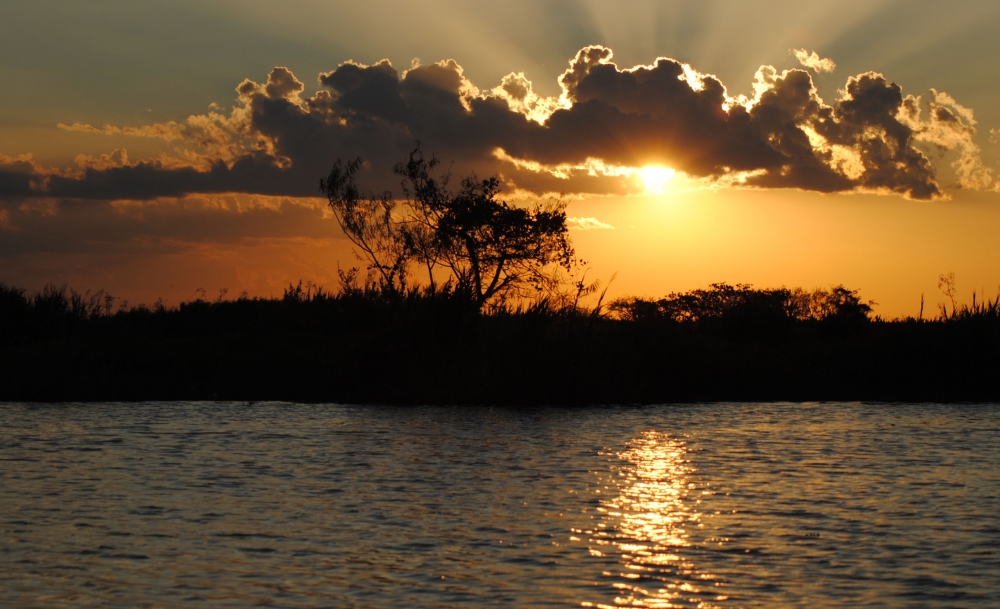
2;279;998;404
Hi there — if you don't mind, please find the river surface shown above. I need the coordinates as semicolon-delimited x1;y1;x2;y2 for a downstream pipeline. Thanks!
1;402;998;608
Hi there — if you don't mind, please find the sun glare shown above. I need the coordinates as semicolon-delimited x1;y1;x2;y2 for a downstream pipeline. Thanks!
640;165;675;194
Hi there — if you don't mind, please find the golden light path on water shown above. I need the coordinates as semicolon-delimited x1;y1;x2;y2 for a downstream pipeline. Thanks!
4;404;1000;607
585;432;724;608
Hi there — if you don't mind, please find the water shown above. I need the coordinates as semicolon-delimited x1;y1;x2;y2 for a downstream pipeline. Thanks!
1;402;998;608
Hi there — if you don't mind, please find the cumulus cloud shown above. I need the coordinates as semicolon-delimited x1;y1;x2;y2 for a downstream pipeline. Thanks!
793;49;836;73
899;90;995;190
1;46;993;203
568;216;615;230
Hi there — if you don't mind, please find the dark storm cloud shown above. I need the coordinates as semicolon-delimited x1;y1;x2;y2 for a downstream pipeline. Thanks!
0;46;989;202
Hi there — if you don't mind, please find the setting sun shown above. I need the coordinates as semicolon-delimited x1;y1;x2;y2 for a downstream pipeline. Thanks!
640;165;676;194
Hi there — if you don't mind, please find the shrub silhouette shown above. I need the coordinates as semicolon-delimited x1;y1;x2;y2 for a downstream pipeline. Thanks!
609;283;874;342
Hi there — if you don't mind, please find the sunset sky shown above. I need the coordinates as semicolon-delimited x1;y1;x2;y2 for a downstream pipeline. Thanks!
2;0;999;316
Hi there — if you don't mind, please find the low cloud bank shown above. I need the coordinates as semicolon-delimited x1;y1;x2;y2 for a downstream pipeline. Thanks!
1;45;995;208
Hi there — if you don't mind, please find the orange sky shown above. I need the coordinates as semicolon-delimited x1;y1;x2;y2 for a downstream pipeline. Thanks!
2;1;999;317
4;187;996;318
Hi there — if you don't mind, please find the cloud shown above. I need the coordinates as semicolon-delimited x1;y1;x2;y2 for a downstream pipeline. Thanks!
0;154;48;200
899;89;996;190
567;216;615;230
1;46;993;203
745;68;942;198
58;122;185;141
793;49;837;73
0;193;335;258
75;149;130;171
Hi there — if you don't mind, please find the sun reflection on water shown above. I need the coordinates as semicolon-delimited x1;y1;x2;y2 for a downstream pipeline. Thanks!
587;431;723;608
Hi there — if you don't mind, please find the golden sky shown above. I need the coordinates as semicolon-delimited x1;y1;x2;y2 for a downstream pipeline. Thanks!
2;0;999;316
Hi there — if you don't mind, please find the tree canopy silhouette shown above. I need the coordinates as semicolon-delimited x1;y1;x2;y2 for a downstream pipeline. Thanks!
321;146;575;308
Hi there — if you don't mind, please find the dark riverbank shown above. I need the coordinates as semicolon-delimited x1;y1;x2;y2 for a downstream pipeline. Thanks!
2;282;998;404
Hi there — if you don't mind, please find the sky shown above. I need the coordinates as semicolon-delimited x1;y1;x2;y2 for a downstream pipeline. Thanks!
2;0;999;316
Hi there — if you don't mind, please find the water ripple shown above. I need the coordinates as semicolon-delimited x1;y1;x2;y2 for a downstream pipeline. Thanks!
1;402;998;607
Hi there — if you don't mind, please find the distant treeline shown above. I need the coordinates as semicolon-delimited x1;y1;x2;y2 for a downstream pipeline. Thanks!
2;281;999;404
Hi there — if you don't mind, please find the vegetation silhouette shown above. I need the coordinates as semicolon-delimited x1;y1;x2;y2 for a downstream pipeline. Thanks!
610;283;874;343
2;275;999;404
3;152;999;404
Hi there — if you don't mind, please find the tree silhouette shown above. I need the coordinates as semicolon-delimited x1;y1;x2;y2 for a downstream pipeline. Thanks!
320;157;411;293
322;146;575;307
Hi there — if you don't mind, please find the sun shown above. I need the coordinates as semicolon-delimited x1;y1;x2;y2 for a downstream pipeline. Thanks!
639;165;676;194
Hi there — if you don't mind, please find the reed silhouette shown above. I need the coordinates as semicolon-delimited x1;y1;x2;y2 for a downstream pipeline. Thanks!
2;277;998;404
